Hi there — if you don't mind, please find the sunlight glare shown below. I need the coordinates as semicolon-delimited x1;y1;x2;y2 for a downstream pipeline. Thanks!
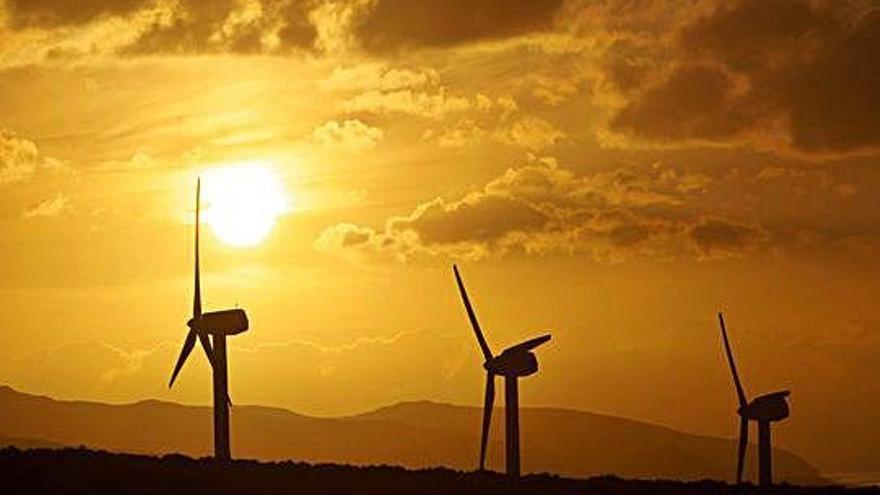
201;162;289;248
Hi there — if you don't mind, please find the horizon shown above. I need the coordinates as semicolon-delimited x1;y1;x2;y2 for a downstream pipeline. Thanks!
0;381;721;421
1;0;878;488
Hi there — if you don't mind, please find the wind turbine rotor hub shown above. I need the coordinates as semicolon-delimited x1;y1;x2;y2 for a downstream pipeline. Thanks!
740;393;790;422
486;350;539;377
198;309;249;336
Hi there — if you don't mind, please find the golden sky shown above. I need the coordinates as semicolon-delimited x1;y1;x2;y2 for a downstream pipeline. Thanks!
0;0;879;474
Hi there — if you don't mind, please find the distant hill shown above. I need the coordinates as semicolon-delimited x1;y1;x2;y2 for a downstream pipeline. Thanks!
0;433;63;450
0;386;823;484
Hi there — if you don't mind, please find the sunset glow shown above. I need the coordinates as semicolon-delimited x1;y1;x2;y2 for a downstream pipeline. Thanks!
0;0;878;485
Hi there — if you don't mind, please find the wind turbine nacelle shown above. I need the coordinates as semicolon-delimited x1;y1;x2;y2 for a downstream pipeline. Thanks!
740;390;790;421
191;309;249;336
487;350;538;377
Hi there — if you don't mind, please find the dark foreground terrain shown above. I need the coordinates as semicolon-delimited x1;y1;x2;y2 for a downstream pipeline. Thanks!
0;448;875;495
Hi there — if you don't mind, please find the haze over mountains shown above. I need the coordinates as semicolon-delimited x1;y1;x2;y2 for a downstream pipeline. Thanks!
0;386;822;484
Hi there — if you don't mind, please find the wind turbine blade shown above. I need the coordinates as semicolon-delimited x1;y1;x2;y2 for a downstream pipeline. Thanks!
479;371;495;471
196;330;215;370
193;178;202;319
168;329;197;388
453;265;493;361
718;312;747;407
503;334;551;354
737;416;748;484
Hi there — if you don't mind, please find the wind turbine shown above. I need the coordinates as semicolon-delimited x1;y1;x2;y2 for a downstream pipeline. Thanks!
718;312;790;486
168;178;249;461
453;265;551;478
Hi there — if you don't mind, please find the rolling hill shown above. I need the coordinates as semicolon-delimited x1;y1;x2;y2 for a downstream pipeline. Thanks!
0;385;823;484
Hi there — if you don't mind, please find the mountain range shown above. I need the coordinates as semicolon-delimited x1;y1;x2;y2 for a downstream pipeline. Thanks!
0;385;823;484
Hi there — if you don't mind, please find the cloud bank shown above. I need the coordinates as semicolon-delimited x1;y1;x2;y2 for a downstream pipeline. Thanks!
603;0;880;156
315;157;774;263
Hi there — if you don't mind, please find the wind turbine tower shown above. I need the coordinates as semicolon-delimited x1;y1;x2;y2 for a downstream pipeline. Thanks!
453;265;551;478
718;312;790;485
168;179;250;460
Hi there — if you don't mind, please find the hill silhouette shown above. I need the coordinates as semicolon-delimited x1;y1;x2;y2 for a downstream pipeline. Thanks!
0;448;864;495
0;385;823;484
0;433;62;450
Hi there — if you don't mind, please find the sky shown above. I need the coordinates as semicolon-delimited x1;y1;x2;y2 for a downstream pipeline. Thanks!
0;0;879;475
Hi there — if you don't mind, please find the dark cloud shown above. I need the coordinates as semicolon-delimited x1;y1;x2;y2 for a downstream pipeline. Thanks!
1;0;316;55
607;0;880;156
689;218;765;258
315;159;741;263
390;195;550;244
610;63;758;142
3;0;145;28
354;0;566;53
319;157;878;263
608;222;652;248
5;0;877;159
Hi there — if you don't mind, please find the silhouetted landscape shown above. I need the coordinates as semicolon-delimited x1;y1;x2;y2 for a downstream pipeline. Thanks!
0;385;822;484
1;447;874;495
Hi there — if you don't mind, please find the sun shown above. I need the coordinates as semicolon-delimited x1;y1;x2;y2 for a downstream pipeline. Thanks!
201;162;289;247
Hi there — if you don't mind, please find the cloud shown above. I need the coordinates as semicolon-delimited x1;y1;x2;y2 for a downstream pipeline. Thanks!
0;130;40;184
0;340;170;400
343;88;473;118
530;75;581;106
22;193;69;218
335;69;563;151
342;84;555;153
422;114;563;151
320;64;439;93
689;217;766;259
0;129;71;184
312;119;384;152
2;0;876;162
353;0;566;53
0;0;568;60
0;331;468;414
122;0;316;55
317;156;880;263
495;115;564;150
422;119;487;148
93;151;158;172
315;157;743;263
0;1;179;65
603;0;880;156
2;0;145;28
309;0;375;55
609;63;757;143
0;0;316;63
